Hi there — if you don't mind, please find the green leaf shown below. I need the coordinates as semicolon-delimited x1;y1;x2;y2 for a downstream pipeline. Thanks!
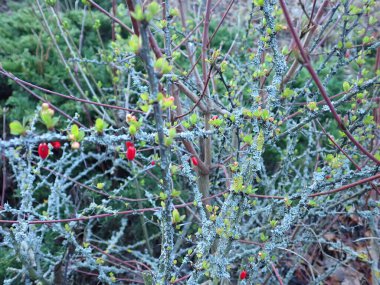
154;58;172;74
129;125;137;136
9;121;25;135
254;0;264;7
127;35;141;54
130;5;144;21
169;128;176;138
260;232;268;242
95;118;108;133
172;209;181;224
140;92;149;101
77;130;85;142
146;2;160;21
282;88;295;99
363;115;374;125
261;109;270;120
71;124;79;138
159;192;168;200
189;113;197;125
342;81;351;92
253;109;262;118
243;134;253;145
41;112;53;128
141;104;149;112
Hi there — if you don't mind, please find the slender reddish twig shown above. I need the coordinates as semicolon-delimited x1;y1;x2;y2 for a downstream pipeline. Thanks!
207;0;235;48
172;274;190;283
125;0;140;36
212;163;231;188
90;244;151;270
0;207;158;224
309;173;380;197
88;0;134;34
201;0;212;84
375;47;380;71
74;269;144;283
308;0;318;26
248;193;284;199
271;263;284;285
0;69;143;114
175;67;213;120
173;0;224;51
316;120;360;169
0;69;86;128
237;239;264;247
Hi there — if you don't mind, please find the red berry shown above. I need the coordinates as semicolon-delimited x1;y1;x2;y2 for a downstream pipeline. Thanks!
126;146;136;161
38;143;49;159
240;270;247;280
126;141;134;148
325;175;331;179
191;156;198;166
151;161;156;166
51;141;61;149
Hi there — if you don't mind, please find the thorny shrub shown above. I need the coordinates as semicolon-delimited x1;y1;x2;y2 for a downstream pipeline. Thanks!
0;0;380;284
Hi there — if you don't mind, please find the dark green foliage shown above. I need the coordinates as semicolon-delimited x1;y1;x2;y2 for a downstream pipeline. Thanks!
0;2;115;123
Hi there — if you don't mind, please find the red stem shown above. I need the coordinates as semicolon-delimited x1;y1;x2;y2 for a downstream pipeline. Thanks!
271;263;284;285
125;0;140;36
201;0;212;84
0;69;143;114
309;173;380;197
90;244;151;270
175;67;213;120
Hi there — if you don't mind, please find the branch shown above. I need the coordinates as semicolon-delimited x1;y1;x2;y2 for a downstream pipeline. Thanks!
279;0;380;164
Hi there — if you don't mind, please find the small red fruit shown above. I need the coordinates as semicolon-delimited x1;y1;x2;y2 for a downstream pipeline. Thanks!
191;156;198;166
38;143;49;159
126;146;136;161
240;270;247;280
51;141;61;149
151;161;156;166
126;141;134;148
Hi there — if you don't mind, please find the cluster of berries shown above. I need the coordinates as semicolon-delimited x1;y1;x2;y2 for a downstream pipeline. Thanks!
37;141;61;159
